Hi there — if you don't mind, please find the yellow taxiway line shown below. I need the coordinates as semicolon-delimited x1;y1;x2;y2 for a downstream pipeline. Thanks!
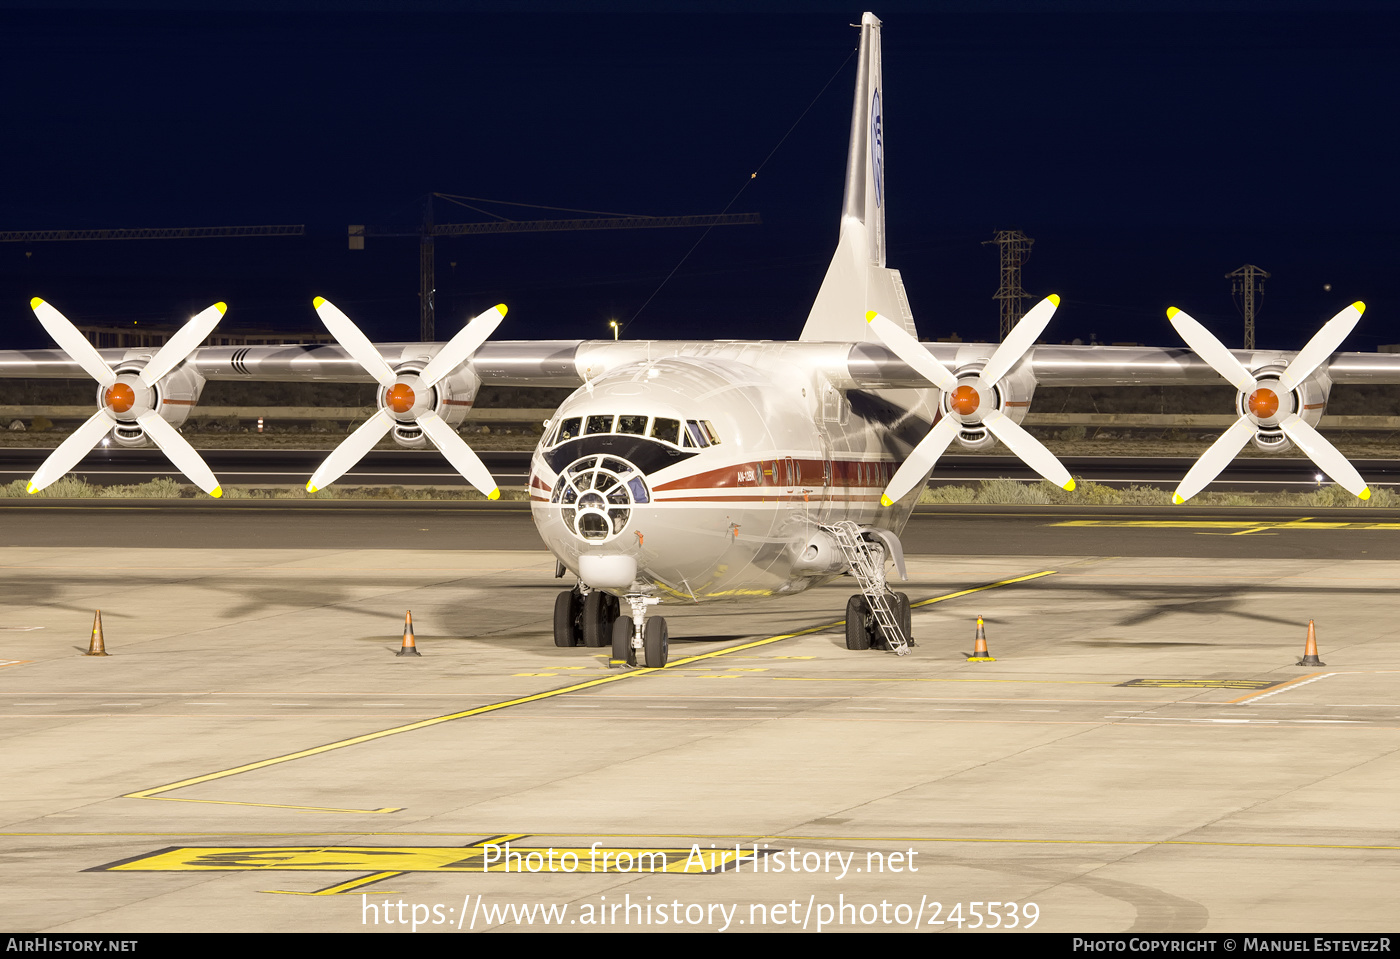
120;569;1056;812
20;830;1400;853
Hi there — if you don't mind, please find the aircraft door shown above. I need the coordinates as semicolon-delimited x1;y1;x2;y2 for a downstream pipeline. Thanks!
818;440;835;522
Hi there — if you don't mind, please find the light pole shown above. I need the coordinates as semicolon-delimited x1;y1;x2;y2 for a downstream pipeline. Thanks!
609;320;619;340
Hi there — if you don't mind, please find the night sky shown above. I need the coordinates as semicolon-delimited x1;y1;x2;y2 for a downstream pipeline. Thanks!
3;1;1399;353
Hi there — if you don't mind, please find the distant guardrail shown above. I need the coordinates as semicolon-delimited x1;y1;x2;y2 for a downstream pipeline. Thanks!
0;406;556;424
4;408;1400;430
1023;413;1400;429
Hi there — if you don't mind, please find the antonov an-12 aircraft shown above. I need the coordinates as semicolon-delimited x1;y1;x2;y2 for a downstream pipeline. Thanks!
3;13;1395;667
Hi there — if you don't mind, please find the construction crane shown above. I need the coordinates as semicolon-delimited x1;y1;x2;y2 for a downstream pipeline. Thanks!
350;193;762;341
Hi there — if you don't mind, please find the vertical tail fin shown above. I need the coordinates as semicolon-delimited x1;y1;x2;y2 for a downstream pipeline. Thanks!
800;12;916;344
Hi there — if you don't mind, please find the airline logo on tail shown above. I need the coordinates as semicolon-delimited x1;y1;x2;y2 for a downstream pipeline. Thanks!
871;88;884;208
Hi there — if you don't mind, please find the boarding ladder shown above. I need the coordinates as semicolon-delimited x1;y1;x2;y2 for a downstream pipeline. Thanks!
821;520;909;656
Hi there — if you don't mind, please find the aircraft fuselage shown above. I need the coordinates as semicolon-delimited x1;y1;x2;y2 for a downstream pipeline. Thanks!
529;347;938;603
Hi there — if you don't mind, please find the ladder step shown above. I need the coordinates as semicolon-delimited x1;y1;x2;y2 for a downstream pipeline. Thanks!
821;520;908;655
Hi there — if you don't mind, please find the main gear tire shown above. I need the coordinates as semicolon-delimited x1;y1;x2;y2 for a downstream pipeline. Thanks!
845;595;871;650
553;590;580;647
644;616;669;668
611;616;634;666
896;591;913;647
581;591;617;648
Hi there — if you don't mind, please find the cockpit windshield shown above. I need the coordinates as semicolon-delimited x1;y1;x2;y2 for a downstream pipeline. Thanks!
546;414;719;450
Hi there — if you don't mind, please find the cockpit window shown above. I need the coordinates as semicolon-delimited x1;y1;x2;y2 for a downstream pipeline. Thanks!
544;412;716;451
557;417;582;442
650;417;681;445
685;420;710;448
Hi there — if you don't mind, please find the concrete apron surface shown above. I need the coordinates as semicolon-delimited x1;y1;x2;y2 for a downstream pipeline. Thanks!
1;548;1398;933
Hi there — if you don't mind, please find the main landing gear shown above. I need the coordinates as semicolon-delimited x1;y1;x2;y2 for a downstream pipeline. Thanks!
845;591;912;651
553;587;669;669
821;521;913;655
553;587;618;648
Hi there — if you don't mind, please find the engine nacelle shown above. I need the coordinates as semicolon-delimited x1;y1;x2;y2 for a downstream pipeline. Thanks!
1238;359;1331;454
792;530;848;575
100;351;207;448
941;352;1038;451
379;348;481;450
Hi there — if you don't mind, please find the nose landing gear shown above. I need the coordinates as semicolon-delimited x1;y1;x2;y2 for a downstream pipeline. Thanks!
610;594;666;669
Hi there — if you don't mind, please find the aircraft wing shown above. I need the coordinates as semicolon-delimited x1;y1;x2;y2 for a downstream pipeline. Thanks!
7;339;1400;388
0;341;588;386
840;341;1400;389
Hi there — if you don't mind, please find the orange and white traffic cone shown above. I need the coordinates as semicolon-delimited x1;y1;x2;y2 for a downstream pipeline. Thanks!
1297;620;1325;667
396;610;421;657
967;615;995;662
85;610;109;657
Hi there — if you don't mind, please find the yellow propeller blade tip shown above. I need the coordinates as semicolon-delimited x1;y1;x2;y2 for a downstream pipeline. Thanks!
210;486;223;499
865;310;878;323
495;304;508;316
1062;479;1076;492
306;483;318;493
1047;293;1060;307
312;296;326;309
213;302;227;315
1166;306;1180;320
1172;493;1185;505
880;494;893;507
26;482;37;495
1353;301;1366;314
488;488;501;501
1359;487;1371;500
29;297;44;310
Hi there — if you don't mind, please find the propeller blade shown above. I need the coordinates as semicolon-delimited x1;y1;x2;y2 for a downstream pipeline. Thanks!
136;410;223;497
140;302;226;386
982;409;1075;490
1172;416;1256;504
1278;414;1370;499
1278;302;1365;391
979;294;1060;386
313;297;397;389
30;298;116;388
1167;307;1257;393
865;311;959;392
418;304;507;388
26;409;117;494
306;408;395;493
880;414;961;507
416;410;500;499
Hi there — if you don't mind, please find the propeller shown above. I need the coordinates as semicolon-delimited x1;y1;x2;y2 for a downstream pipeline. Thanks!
306;298;504;498
26;298;226;497
1167;302;1369;503
866;294;1075;506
